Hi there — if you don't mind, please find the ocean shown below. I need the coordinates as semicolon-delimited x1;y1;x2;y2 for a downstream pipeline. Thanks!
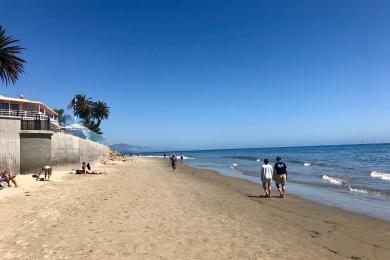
141;144;390;221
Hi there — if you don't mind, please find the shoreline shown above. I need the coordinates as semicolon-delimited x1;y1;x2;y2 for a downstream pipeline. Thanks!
0;157;389;259
182;159;390;222
181;160;389;222
143;143;390;222
166;158;390;259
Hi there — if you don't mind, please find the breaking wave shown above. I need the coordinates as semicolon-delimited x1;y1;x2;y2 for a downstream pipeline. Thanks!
230;163;239;169
140;155;164;158
181;156;195;160
140;155;195;159
232;163;239;167
322;175;344;185
370;171;390;181
348;187;368;194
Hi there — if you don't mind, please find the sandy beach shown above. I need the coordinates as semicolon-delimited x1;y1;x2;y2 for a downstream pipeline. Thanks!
0;157;389;259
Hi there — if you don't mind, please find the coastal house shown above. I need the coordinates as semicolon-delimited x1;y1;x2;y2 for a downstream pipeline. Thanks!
0;95;60;130
0;95;109;174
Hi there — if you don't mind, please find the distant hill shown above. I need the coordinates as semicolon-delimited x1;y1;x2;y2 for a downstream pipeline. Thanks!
110;143;150;154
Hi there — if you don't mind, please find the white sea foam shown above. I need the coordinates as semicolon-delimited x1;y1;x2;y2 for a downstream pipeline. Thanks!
256;159;261;162
304;162;311;166
140;155;195;160
322;175;343;185
348;186;368;194
140;155;164;158
232;163;239;167
370;171;390;181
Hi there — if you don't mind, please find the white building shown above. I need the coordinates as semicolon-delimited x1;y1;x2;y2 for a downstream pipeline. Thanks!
0;95;59;129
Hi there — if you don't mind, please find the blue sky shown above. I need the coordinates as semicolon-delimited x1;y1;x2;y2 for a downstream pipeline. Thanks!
1;0;390;150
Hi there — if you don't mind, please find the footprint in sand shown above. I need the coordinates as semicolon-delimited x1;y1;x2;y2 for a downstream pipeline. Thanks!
309;230;320;238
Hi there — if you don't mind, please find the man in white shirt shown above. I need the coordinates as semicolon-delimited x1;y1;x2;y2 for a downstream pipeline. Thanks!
261;159;273;198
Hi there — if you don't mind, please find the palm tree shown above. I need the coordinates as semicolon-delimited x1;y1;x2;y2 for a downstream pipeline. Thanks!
0;25;26;86
87;122;102;135
73;94;93;126
54;109;65;125
53;108;72;126
92;101;110;127
72;94;110;134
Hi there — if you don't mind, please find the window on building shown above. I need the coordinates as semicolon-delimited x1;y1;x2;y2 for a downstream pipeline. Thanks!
10;103;19;111
0;103;9;110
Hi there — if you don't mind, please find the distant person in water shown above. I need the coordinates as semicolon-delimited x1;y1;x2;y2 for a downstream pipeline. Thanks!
274;156;288;198
180;154;184;164
261;159;273;198
164;153;167;158
170;153;178;173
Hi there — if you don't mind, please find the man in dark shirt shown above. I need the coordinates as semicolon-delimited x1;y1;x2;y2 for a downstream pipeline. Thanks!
170;153;178;173
273;156;288;198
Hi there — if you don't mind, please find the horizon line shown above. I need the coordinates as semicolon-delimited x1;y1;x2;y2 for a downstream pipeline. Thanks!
135;141;390;154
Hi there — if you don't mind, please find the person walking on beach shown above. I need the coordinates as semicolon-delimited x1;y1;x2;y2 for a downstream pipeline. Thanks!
180;154;184;164
170;153;178;173
261;159;273;198
274;157;288;198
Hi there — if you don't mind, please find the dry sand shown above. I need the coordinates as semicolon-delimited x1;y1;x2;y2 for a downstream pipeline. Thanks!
0;157;389;259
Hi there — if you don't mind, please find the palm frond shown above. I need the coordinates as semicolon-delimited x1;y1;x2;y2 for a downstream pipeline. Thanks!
0;25;26;86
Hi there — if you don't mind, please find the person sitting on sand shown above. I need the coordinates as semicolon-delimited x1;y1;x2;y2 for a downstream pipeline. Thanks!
273;156;288;198
261;159;273;198
76;162;106;175
81;161;92;174
1;169;18;188
0;171;9;188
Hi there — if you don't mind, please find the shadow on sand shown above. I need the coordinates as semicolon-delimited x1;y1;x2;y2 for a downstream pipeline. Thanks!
247;195;282;199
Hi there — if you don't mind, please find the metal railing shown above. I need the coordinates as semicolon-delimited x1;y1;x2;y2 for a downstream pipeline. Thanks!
0;109;60;131
0;109;59;124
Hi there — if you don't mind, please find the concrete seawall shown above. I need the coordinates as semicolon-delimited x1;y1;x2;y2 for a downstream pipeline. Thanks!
51;133;110;170
20;131;53;173
0;118;110;173
0;118;21;173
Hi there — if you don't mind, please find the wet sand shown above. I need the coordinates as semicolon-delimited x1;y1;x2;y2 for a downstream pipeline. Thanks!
0;157;389;259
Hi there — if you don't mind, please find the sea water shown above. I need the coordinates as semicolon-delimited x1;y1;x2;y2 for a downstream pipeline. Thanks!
143;144;390;221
